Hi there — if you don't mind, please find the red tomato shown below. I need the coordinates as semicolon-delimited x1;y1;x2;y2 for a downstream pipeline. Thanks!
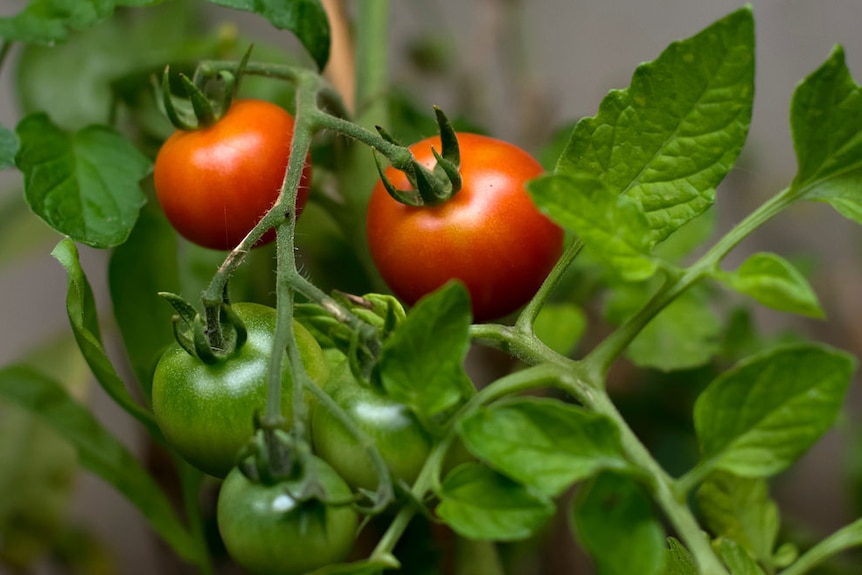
153;99;311;250
366;133;564;321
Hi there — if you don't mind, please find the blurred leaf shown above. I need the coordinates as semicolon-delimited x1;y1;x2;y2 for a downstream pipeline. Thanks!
437;463;555;541
0;0;162;43
0;124;18;170
715;253;823;318
653;209;716;263
694;344;854;477
659;538;697;575
52;238;160;436
713;538;765;575
209;0;331;70
0;337;88;569
0;364;201;565
533;302;586;356
556;7;754;245
696;471;780;564
376;282;473;425
572;472;666;575
529;173;657;281
17;115;150;249
109;198;180;398
792;47;862;223
0;191;59;266
457;398;629;498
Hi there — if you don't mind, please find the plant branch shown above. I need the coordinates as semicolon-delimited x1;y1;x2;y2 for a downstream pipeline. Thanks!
780;518;862;575
516;238;584;333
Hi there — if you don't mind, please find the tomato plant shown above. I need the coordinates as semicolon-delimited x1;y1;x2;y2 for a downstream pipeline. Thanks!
216;458;358;575
366;133;564;322
153;99;312;251
311;355;433;491
151;303;328;478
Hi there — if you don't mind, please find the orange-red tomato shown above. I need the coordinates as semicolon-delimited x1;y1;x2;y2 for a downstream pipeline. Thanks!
153;99;311;250
367;133;564;322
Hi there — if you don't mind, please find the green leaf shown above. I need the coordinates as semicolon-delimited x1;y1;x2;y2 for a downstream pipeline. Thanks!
714;538;766;575
0;0;161;43
556;7;754;245
572;472;666;575
0;124;18;170
533;302;586;356
696;471;780;564
209;0;331;70
436;463;555;541
659;538;698;575
0;364;201;565
16;115;150;249
529;173;658;281
109;200;181;398
791;46;862;224
624;285;722;372
376;282;473;423
694;344;855;477
309;556;399;575
52;239;161;437
715;253;824;318
457;398;629;498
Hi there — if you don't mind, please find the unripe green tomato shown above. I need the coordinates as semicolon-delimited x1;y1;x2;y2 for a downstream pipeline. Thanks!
312;366;433;491
152;303;328;478
217;458;357;575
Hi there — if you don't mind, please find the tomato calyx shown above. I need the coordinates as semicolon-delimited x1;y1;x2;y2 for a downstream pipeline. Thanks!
158;292;247;364
159;45;253;131
374;107;462;207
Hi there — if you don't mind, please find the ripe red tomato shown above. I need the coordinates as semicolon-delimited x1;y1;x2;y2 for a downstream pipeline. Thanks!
153;99;311;250
366;133;564;321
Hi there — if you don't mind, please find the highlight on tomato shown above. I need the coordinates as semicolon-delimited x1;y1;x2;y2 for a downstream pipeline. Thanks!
366;132;564;322
153;99;312;251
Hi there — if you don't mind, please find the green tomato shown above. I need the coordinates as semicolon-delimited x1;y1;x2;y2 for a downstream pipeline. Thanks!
217;457;357;575
152;303;328;478
312;356;433;491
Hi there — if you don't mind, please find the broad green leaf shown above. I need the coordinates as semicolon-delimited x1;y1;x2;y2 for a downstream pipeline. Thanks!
660;538;698;575
696;471;779;564
16;115;150;249
529;173;658;281
0;0;161;43
714;538;766;575
716;253;823;318
533;302;586;356
376;282;473;423
791;46;862;223
436;463;555;541
556;7;754;245
0;365;201;565
572;472;666;575
209;0;331;70
52;239;161;437
694;344;854;477
0;124;18;170
457;398;629;497
109;200;180;398
626;285;722;372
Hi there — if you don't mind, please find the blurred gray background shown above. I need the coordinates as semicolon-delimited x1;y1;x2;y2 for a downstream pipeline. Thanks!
2;0;862;573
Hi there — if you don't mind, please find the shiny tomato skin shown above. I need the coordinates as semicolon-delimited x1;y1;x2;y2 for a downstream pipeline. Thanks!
151;303;328;478
366;133;564;322
217;458;358;575
153;99;311;250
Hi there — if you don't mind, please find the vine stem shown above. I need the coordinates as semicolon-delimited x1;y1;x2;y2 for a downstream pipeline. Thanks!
515;238;584;333
780;518;862;575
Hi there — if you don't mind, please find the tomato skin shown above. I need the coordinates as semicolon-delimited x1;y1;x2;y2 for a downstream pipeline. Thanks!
366;133;564;321
217;458;358;575
153;99;311;250
151;303;327;478
311;364;433;491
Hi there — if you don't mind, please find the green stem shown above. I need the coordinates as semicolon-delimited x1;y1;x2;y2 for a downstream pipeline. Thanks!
0;41;12;76
586;185;800;376
780;518;862;575
354;0;390;126
515;238;584;333
582;389;729;575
